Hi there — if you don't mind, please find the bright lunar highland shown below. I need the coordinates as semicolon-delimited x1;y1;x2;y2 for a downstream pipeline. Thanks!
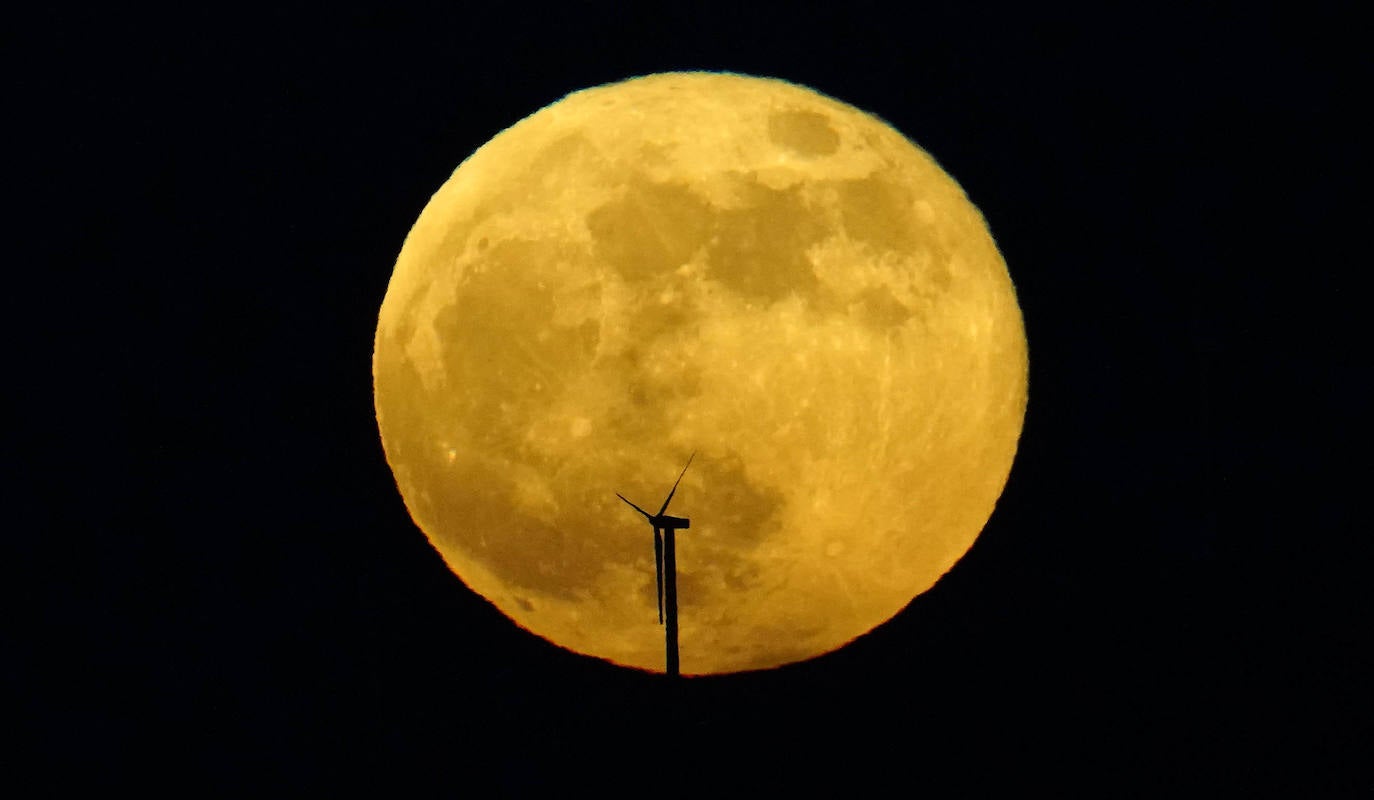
374;72;1027;674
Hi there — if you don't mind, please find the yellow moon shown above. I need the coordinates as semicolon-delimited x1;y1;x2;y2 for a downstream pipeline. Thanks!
373;72;1027;674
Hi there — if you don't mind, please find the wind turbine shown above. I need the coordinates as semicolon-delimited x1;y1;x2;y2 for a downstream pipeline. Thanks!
617;452;694;676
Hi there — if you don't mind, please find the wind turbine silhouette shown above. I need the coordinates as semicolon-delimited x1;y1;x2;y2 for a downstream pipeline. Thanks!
617;452;694;676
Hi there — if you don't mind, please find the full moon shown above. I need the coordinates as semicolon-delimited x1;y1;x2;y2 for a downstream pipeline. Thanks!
373;72;1027;674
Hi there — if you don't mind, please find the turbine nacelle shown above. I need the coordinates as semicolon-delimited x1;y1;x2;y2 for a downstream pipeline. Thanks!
656;515;690;530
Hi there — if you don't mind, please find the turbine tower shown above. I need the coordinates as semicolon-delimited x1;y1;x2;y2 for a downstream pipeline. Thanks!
617;453;695;676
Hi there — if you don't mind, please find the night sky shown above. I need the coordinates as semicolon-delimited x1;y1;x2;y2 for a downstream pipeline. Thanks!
14;4;1366;792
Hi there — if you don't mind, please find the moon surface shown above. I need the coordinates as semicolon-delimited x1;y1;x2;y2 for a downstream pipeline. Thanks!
373;72;1027;675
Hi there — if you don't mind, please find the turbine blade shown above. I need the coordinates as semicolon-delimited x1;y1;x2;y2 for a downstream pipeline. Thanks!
617;493;653;520
654;528;664;625
656;452;696;517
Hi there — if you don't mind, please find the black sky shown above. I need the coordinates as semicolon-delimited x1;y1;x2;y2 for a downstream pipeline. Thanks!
12;3;1367;793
